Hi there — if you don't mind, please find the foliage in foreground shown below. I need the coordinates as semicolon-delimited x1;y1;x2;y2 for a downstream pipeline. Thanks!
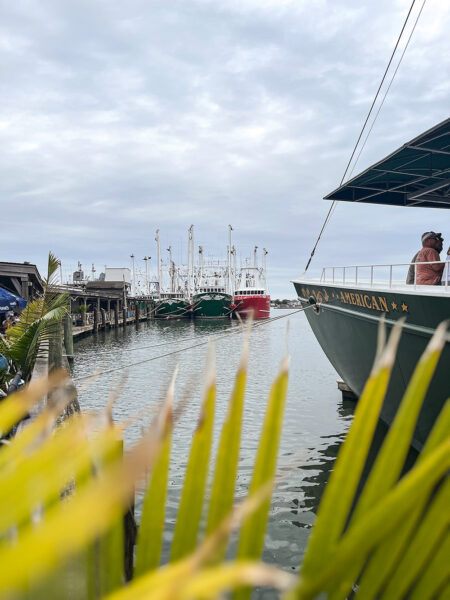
0;321;448;599
0;252;68;387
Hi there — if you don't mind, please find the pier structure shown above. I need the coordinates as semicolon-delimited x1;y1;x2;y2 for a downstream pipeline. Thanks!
58;281;156;339
0;261;44;301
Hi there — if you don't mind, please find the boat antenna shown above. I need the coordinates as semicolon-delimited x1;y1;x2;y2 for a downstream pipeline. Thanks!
263;248;268;291
303;0;419;274
155;229;162;298
228;225;233;295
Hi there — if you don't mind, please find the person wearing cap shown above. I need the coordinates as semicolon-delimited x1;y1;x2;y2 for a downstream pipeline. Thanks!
406;232;433;284
406;234;427;284
416;231;444;285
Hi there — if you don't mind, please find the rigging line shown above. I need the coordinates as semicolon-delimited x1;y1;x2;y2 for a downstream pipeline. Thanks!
303;0;417;274
90;322;247;357
86;304;299;357
73;306;312;383
348;0;427;180
77;309;297;359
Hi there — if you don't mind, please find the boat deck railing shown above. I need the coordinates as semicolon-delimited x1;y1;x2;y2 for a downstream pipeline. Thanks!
320;261;450;292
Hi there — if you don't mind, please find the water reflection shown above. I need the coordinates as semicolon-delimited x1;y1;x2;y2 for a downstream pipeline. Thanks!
72;311;355;577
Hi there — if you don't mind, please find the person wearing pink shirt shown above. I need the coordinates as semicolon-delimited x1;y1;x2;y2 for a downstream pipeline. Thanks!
416;232;444;285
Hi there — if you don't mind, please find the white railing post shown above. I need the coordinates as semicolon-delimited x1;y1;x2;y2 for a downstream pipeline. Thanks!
315;260;450;292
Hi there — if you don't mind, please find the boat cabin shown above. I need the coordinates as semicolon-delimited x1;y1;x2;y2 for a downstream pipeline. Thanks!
198;286;226;294
235;289;266;296
160;292;186;299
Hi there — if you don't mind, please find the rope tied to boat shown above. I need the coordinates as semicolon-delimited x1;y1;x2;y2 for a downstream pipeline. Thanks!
73;304;314;383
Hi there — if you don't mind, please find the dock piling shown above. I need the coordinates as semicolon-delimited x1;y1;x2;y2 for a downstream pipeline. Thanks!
64;313;74;361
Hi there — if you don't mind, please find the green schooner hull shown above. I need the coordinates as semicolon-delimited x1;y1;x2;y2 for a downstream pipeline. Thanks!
154;298;191;319
192;292;233;319
293;280;450;450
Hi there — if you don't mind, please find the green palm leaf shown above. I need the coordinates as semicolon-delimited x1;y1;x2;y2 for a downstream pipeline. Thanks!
170;344;216;562
205;330;249;559
234;355;289;600
134;370;176;575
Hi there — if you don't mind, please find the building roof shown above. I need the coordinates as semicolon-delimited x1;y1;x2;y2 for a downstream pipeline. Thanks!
324;118;450;208
85;281;129;291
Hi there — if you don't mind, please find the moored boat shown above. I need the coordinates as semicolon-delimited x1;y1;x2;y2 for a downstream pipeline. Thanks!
293;119;450;450
154;231;191;319
234;247;270;319
154;293;192;319
192;287;233;319
192;245;233;319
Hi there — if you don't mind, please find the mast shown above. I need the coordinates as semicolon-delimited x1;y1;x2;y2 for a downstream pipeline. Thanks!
231;245;236;294
253;246;258;268
130;254;135;295
143;256;150;295
187;225;194;300
191;225;195;293
263;248;268;291
198;246;204;288
155;229;162;298
167;245;175;293
228;224;233;295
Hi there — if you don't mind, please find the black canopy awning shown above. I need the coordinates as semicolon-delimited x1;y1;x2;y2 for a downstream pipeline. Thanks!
324;118;450;208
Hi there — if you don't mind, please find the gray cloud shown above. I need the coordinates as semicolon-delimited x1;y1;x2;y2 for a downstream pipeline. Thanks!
0;0;449;296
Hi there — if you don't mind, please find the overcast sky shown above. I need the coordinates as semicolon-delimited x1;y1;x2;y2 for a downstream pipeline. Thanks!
1;0;449;296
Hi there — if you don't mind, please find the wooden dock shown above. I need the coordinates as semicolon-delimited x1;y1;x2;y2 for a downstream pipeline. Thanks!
72;310;153;339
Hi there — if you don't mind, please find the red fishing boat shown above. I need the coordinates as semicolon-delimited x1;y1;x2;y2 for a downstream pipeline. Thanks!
233;247;270;319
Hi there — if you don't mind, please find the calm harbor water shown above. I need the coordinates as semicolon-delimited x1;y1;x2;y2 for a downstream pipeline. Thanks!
71;309;355;582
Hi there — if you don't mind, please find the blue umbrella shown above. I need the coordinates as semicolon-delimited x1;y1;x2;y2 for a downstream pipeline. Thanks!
0;287;25;313
11;293;27;311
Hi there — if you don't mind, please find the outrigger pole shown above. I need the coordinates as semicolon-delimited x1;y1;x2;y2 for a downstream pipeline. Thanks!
228;224;233;295
187;225;194;300
155;229;162;299
263;248;268;291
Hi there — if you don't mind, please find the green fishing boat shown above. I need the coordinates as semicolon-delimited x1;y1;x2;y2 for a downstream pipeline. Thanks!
193;287;233;319
293;119;450;450
154;231;191;319
154;293;191;320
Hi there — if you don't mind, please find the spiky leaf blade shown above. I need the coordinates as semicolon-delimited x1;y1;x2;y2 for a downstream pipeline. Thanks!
205;335;249;559
329;322;447;600
170;345;216;562
233;355;289;600
135;372;175;575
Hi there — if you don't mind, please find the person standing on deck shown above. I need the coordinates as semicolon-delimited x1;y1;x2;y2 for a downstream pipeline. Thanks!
416;232;444;285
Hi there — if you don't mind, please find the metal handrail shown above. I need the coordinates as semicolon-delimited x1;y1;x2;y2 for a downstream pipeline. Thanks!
320;260;450;291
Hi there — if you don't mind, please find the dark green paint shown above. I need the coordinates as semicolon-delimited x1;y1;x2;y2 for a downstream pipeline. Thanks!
293;281;450;450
